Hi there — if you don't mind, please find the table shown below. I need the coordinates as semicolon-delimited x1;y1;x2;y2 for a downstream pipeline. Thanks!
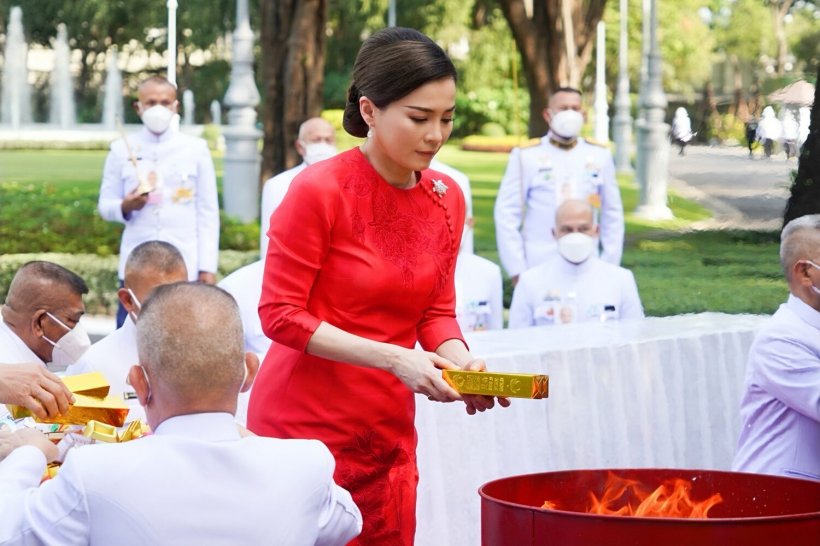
414;313;768;546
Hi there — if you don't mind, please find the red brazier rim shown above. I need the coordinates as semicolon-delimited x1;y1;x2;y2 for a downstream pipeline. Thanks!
479;468;820;524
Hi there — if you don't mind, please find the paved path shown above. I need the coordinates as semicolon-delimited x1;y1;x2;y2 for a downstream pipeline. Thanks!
667;145;795;230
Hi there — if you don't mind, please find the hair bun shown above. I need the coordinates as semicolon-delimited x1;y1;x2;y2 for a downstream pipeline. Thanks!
343;83;369;138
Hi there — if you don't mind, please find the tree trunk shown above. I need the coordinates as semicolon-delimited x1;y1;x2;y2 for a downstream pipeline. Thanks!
498;0;607;137
729;55;748;121
772;0;794;77
259;0;327;183
783;64;820;226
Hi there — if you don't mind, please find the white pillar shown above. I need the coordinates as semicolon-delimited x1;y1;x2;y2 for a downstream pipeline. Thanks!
635;0;673;220
222;0;262;222
166;0;178;86
593;21;609;143
388;0;396;27
612;0;633;173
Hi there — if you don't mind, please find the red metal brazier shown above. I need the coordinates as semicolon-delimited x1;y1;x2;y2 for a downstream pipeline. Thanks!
480;468;820;546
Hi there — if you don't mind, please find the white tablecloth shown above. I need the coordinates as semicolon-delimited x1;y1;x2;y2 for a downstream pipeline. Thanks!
414;313;767;546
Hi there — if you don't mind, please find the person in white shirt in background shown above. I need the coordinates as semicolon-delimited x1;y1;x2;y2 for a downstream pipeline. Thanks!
494;87;624;286
509;199;644;328
756;105;783;159
797;106;810;152
0;282;362;545
780;109;800;160
428;159;502;331
69;241;188;423
733;214;820;481
671;106;694;156
259;117;338;256
218;259;269;426
98;75;219;327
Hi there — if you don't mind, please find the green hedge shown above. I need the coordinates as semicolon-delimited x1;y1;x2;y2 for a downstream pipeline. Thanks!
0;250;259;316
0;181;260;255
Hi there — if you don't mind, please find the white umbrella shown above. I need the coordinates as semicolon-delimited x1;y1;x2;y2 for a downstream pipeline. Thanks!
767;80;815;106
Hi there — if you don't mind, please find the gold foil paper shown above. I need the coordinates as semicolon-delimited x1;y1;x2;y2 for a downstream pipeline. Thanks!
7;394;130;427
442;370;549;399
82;420;119;442
61;372;110;398
118;420;148;442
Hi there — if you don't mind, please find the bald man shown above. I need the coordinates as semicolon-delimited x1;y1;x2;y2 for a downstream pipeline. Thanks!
260;117;338;255
70;241;189;422
733;214;820;480
509;199;643;328
0;283;362;544
99;75;219;327
0;262;88;419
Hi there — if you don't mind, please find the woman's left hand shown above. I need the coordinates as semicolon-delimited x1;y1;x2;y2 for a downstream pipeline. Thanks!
460;359;511;415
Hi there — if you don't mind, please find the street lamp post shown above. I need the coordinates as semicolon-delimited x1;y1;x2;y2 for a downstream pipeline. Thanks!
635;0;673;220
593;21;609;143
167;0;177;86
612;0;633;173
222;0;262;222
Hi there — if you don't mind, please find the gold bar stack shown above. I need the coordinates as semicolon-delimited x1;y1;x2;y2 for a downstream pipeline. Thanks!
6;372;130;427
442;370;549;399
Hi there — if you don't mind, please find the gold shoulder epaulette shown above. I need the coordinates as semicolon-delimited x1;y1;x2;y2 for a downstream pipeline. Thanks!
584;137;609;148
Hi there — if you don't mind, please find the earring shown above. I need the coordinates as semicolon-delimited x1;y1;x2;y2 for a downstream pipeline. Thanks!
367;126;374;139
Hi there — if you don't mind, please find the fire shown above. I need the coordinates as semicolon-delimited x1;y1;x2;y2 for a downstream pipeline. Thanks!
542;472;723;518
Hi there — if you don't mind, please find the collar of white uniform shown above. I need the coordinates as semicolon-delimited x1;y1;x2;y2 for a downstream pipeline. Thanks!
553;251;598;275
140;126;176;143
546;131;579;150
153;412;242;441
786;293;820;329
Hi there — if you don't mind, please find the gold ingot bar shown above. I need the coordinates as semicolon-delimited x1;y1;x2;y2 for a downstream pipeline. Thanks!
118;420;148;442
62;372;110;398
442;370;549;399
83;420;119;443
7;394;129;427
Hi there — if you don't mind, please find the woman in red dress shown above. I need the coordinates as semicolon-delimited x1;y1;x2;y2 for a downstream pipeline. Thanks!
248;27;508;545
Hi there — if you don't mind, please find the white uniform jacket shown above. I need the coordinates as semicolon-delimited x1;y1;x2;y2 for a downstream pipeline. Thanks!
218;259;270;427
494;135;624;277
430;159;474;255
259;163;306;257
69;319;144;423
0;412;362;546
508;252;643;328
733;295;820;481
454;253;503;332
98;127;220;280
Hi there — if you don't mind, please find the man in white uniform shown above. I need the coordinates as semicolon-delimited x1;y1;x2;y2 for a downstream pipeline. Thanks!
509;199;643;328
733;214;820;480
218;259;268;426
494;87;624;283
70;241;188;423
0;262;89;419
0;283;362;545
260;117;337;256
98;76;219;325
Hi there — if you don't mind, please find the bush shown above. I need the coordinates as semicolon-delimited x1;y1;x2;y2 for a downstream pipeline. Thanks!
453;86;530;138
712;113;747;144
0;181;262;255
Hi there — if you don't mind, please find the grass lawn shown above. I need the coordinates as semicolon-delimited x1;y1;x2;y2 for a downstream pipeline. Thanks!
0;146;788;316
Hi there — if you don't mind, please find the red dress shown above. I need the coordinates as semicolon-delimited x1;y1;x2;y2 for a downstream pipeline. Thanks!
248;148;465;546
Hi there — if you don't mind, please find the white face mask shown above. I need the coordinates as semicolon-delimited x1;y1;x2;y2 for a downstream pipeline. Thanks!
43;312;91;368
140;104;175;134
550;109;584;140
557;232;597;264
126;288;142;324
302;142;337;165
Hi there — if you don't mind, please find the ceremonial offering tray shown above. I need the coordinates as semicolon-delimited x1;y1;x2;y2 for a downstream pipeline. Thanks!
443;370;549;399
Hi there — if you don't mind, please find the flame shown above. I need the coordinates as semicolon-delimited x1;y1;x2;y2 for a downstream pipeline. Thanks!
543;472;723;518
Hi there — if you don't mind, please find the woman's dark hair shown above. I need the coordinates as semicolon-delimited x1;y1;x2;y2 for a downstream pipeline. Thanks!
343;27;457;138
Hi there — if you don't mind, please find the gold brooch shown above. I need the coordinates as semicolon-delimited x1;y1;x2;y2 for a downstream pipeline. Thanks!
432;179;448;197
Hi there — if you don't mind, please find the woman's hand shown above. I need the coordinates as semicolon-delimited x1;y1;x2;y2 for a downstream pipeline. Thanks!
387;347;462;403
460;359;511;415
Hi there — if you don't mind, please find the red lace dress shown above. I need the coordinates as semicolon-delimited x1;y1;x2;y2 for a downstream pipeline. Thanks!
247;148;465;546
